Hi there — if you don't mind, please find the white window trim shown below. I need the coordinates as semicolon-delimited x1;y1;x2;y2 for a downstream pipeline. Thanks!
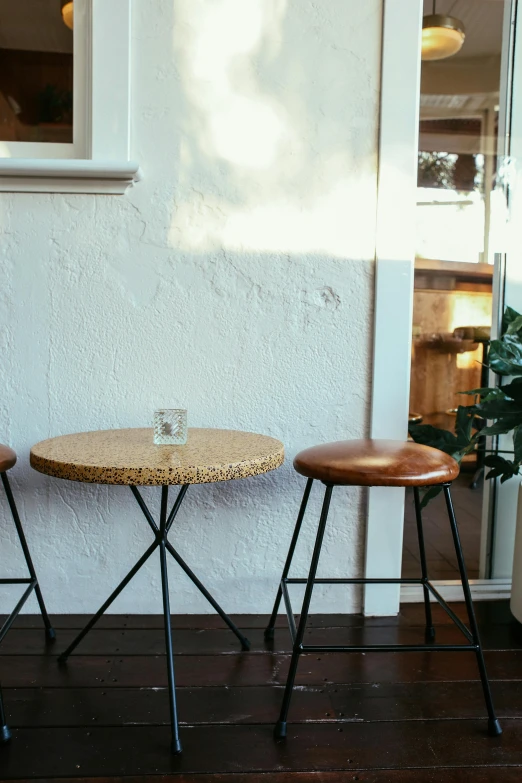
0;0;141;194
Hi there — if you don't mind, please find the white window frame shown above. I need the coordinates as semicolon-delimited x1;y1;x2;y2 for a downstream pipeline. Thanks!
0;0;140;194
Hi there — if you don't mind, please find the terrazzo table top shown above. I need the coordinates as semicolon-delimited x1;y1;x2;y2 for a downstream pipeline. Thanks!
30;428;285;486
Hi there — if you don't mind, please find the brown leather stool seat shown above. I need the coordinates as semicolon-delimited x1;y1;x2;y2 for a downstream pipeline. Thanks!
293;439;459;487
0;444;16;473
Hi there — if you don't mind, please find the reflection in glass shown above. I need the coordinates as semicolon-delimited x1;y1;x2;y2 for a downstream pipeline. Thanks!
0;0;73;144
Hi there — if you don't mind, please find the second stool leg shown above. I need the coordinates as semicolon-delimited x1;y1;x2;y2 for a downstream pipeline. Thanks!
274;484;333;739
1;472;55;642
0;685;11;744
413;487;435;642
265;478;314;640
442;484;502;737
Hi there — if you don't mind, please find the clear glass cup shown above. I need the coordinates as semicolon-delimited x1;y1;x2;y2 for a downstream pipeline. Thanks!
153;409;188;445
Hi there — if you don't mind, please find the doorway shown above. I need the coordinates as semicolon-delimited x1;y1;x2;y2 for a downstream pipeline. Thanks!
403;0;515;586
365;0;519;614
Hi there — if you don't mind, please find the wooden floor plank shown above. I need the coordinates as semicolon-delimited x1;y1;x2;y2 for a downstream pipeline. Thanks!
0;721;518;778
1;649;520;688
3;773;522;783
3;680;522;727
2;621;521;656
1;601;514;631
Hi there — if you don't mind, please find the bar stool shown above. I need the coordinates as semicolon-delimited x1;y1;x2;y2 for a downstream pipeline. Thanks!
0;444;55;743
265;439;501;739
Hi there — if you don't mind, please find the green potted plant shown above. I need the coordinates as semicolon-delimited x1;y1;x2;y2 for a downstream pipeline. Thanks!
409;306;522;620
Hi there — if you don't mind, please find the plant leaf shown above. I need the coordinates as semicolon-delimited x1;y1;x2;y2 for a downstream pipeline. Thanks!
488;335;522;376
459;387;507;401
502;306;522;335
484;454;520;482
505;314;522;336
408;423;459;455
513;426;522;465
481;414;522;436
498;377;522;402
454;405;475;448
419;485;443;509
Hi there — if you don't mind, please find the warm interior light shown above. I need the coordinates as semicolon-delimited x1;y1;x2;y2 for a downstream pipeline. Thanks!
61;0;73;30
421;14;465;61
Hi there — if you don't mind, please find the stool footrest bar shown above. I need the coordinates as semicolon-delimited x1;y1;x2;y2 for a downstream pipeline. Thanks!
284;577;424;585
302;643;478;653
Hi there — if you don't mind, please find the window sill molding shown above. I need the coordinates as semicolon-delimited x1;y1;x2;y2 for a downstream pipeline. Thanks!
0;159;142;195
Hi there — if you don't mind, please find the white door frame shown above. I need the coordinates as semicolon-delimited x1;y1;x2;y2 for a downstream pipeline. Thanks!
364;0;514;615
363;0;423;616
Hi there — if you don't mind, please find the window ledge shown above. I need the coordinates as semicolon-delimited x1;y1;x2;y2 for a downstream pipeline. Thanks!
0;159;142;194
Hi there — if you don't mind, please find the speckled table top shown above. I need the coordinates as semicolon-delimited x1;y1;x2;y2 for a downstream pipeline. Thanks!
30;428;285;486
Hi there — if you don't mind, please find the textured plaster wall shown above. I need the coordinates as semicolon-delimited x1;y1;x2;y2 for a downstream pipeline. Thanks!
0;0;381;613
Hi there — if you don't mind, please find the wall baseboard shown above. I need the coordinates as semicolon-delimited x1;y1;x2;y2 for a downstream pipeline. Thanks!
401;579;511;603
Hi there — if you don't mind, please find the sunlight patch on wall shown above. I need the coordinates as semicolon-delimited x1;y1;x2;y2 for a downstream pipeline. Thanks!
176;0;289;168
169;164;376;258
171;0;378;258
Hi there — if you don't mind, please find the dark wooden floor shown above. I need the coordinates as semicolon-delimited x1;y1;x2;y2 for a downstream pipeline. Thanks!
402;474;482;579
1;602;522;781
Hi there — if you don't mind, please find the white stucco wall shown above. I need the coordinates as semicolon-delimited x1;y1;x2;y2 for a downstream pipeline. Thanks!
0;0;381;614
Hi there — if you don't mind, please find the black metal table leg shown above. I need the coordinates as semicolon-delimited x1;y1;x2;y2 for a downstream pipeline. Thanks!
165;541;250;650
265;478;313;641
132;485;250;650
274;484;333;739
413;487;435;643
443;484;502;736
58;483;250;752
58;539;159;662
158;487;182;754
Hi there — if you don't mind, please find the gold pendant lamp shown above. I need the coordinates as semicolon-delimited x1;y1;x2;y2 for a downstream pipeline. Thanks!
61;0;74;30
422;0;465;61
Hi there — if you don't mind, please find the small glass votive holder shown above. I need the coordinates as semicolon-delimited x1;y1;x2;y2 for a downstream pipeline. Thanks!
153;409;188;445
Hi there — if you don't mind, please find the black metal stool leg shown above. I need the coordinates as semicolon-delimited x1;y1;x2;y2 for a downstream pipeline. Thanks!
265;478;314;640
1;472;55;642
274;483;333;739
443;484;502;736
159;486;182;755
0;686;11;744
413;487;435;643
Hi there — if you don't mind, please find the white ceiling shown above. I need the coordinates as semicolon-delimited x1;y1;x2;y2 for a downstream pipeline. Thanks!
0;0;73;54
423;0;505;58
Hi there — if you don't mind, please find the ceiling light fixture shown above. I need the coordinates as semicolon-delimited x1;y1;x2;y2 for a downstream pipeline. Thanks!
422;1;465;61
61;0;74;30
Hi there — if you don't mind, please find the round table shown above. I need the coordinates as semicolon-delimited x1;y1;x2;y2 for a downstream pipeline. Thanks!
30;427;284;754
